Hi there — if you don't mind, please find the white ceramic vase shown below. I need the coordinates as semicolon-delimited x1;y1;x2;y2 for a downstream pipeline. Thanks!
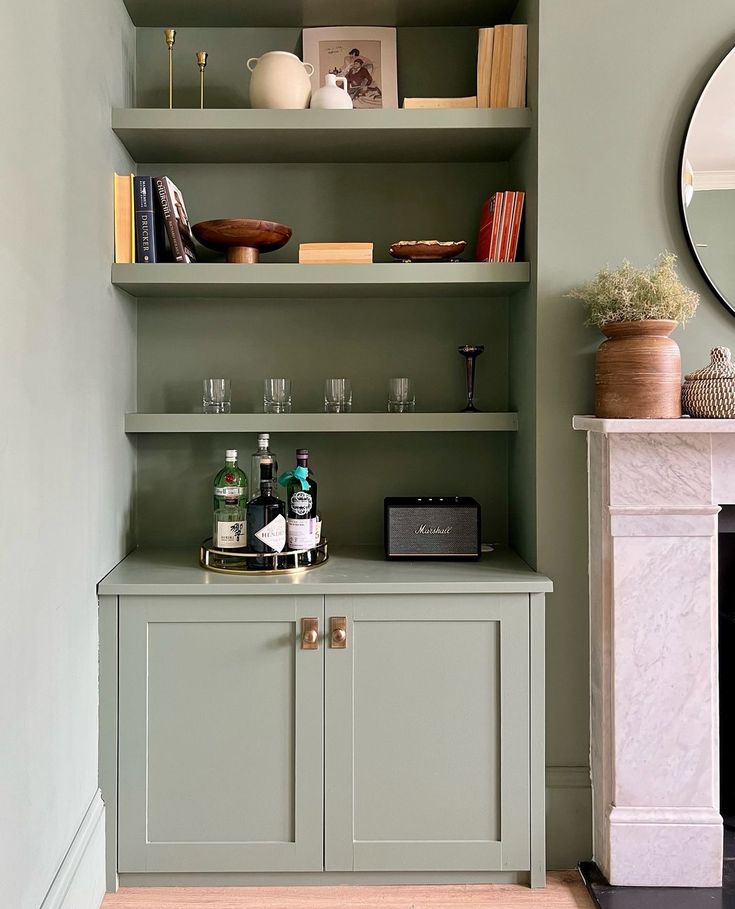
246;51;314;109
310;73;353;110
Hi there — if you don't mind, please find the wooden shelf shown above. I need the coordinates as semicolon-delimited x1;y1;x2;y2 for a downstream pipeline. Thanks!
112;262;529;298
111;108;532;164
125;413;519;433
122;0;519;29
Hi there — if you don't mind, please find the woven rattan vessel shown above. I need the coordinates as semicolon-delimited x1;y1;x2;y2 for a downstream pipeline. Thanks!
681;346;735;418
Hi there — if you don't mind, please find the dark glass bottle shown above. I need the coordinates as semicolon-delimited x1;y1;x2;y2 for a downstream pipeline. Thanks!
246;458;286;570
284;449;318;551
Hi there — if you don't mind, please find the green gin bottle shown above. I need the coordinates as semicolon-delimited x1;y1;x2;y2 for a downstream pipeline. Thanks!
212;449;248;549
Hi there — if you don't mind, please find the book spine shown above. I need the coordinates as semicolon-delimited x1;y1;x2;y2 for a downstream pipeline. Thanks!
489;25;512;108
508;24;528;108
476;195;496;262
134;176;158;264
489;192;505;262
508;192;525;262
113;174;134;265
154;176;186;263
476;28;494;109
499;192;516;262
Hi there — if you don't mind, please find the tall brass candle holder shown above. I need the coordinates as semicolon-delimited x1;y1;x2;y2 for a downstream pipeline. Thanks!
164;28;176;109
196;51;208;109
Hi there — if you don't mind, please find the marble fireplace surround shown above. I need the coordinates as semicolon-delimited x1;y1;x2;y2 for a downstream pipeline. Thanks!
572;417;735;889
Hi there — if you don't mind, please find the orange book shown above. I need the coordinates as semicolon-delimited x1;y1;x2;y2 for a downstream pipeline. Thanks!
113;173;134;264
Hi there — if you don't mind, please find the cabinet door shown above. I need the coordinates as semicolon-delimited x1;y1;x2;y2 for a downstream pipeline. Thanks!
325;594;530;872
118;595;324;872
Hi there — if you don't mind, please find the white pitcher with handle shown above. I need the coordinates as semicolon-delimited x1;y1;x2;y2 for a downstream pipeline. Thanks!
310;73;354;109
246;51;314;109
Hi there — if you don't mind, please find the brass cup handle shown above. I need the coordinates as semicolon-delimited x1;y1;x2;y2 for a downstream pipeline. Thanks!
330;616;347;648
301;618;319;650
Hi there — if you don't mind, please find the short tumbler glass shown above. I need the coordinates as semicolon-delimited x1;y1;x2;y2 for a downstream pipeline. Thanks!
324;378;352;413
263;378;292;414
202;378;231;414
387;377;415;413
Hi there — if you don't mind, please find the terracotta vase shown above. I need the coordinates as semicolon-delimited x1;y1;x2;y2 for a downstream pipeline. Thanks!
595;319;682;418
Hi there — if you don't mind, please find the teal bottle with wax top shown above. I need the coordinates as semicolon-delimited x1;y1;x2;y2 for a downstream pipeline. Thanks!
280;449;318;551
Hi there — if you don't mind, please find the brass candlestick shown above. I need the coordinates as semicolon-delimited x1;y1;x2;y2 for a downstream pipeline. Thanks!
196;51;208;109
164;28;176;109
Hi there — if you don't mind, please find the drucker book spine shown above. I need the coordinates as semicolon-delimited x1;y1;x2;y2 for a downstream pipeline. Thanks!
134;176;158;263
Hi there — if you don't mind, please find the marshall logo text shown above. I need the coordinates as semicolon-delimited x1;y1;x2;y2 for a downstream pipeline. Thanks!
415;524;453;535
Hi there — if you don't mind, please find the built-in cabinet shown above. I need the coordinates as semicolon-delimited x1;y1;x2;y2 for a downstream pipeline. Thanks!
99;549;549;888
102;0;547;892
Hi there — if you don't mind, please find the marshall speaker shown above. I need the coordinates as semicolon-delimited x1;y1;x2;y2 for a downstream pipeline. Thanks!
384;497;481;560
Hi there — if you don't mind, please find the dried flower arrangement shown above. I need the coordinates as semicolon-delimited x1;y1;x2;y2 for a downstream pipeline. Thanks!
567;252;699;327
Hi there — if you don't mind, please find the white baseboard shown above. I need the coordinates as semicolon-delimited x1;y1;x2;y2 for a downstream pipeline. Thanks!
546;765;592;870
40;791;106;909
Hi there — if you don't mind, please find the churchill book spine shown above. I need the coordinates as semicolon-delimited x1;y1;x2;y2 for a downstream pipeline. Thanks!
154;176;188;263
134;176;158;263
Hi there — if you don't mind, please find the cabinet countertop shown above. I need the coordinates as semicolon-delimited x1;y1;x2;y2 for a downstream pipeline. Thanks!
98;546;553;596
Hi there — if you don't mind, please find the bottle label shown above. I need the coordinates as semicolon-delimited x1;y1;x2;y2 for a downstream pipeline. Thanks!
290;490;313;517
287;517;318;550
215;486;246;497
216;521;246;548
254;514;286;552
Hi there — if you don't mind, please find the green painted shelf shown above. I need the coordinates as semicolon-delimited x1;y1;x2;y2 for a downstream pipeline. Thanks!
112;262;530;298
111;108;532;164
122;0;519;28
125;413;519;433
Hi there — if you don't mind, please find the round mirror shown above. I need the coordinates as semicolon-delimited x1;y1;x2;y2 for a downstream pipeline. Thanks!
681;46;735;316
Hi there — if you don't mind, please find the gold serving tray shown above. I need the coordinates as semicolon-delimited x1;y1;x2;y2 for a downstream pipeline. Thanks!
200;538;328;575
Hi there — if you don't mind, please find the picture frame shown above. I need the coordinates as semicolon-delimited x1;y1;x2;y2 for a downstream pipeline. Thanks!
303;27;398;109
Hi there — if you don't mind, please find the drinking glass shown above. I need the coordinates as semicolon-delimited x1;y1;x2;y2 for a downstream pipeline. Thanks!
263;378;292;414
202;378;231;414
387;378;415;413
324;378;352;413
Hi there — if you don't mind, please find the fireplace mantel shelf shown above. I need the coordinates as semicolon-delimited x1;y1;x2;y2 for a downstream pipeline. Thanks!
573;415;735;433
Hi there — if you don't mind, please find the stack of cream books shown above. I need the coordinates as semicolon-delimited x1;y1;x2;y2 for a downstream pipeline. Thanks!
477;24;527;108
402;24;527;110
299;243;373;265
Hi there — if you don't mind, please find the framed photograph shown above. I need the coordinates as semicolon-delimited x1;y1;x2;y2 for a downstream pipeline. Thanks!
303;27;398;109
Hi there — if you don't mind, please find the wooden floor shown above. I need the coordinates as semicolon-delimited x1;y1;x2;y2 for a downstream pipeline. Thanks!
102;871;593;908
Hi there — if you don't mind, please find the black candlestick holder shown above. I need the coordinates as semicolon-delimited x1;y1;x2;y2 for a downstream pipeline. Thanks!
458;345;484;412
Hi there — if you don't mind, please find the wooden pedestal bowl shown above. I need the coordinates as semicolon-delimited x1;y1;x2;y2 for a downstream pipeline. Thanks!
192;219;293;263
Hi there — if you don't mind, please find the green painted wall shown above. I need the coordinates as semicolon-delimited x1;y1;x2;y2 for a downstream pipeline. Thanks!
686;189;735;308
0;1;137;907
134;159;516;547
533;0;735;867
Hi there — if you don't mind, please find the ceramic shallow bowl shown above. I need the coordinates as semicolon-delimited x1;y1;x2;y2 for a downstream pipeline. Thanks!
192;218;292;263
389;240;467;262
